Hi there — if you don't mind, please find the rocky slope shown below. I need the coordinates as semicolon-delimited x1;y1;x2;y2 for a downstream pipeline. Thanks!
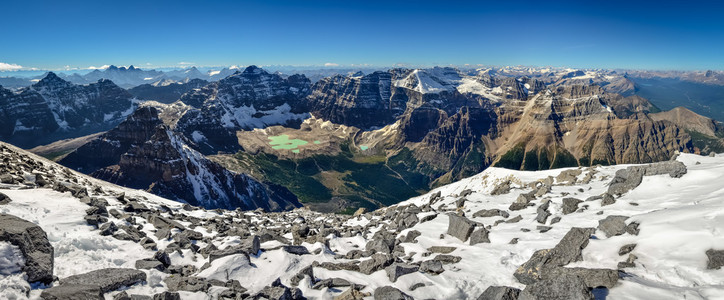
1;139;723;299
0;72;136;148
59;107;300;211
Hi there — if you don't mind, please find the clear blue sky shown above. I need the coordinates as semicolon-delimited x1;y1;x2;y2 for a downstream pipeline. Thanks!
1;0;722;71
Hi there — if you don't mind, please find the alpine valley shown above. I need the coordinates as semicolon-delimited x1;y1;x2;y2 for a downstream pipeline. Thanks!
0;65;723;300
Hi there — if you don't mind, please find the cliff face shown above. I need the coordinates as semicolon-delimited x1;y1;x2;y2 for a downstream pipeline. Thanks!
307;71;400;129
491;85;692;170
175;66;312;153
59;106;163;173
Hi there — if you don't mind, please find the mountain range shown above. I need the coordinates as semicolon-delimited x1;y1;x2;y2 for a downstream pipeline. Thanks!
2;65;719;213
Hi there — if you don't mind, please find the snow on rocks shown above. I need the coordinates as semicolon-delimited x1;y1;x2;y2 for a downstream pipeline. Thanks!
0;140;723;299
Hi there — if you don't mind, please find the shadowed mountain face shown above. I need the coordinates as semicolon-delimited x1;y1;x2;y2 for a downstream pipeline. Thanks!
60;106;300;211
0;72;136;148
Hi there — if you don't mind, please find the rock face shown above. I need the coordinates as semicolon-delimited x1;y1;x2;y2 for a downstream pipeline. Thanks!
62;107;301;211
307;71;399;129
175;66;311;153
0;213;54;284
0;72;135;148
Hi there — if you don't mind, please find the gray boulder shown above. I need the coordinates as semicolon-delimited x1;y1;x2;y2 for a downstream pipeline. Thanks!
608;161;687;196
473;209;510;218
477;286;521;300
61;268;147;292
384;263;419;282
543;267;619;288
597;215;629;238
562;198;582;215
514;227;595;284
535;201;551;224
40;284;103;300
618;244;636;256
706;249;724;269
0;192;10;205
0;213;54;283
518;274;593;300
374;286;413;300
153;292;181;300
282;245;310;255
447;214;476;242
470;227;490;245
312;277;353;289
360;253;394;275
290;265;314;286
420;260;444;274
135;259;165;271
164;276;212;292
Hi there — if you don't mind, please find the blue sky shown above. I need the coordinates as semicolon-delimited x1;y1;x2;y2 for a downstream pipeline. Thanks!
1;0;722;71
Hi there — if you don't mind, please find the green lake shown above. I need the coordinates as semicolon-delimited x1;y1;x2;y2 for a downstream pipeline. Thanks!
360;145;369;150
268;135;308;150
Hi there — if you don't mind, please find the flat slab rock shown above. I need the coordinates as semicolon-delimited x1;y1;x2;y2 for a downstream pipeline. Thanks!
40;284;103;300
61;268;147;292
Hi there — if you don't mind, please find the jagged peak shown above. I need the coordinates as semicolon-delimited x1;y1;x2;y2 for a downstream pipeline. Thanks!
34;72;71;87
242;65;266;75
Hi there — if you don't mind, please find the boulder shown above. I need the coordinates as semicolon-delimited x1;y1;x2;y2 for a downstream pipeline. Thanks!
477;286;521;300
40;284;103;300
518;274;593;300
164;276;212;292
601;193;615;206
419;260;444;274
153;292;181;300
0;192;10;205
447;214;476;242
597;215;629;238
470;227;490;245
562;198;582;215
473;209;510;218
312;278;353;289
290;265;314;286
61;268;147;292
535;201;551;224
335;286;369;300
373;286;413;300
706;249;724;269
0;213;54;283
543;267;619;288
618;244;636;256
384;263;419;282
282;245;310;255
135;258;165;271
360;253;393;275
514;227;595;284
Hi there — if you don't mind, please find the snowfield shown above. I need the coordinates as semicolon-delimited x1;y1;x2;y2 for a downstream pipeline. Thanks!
0;139;723;299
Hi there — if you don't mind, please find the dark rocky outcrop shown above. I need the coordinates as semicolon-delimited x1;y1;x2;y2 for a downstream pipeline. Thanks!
0;213;54;284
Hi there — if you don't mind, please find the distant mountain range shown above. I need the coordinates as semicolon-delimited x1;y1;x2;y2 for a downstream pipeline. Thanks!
0;65;722;212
